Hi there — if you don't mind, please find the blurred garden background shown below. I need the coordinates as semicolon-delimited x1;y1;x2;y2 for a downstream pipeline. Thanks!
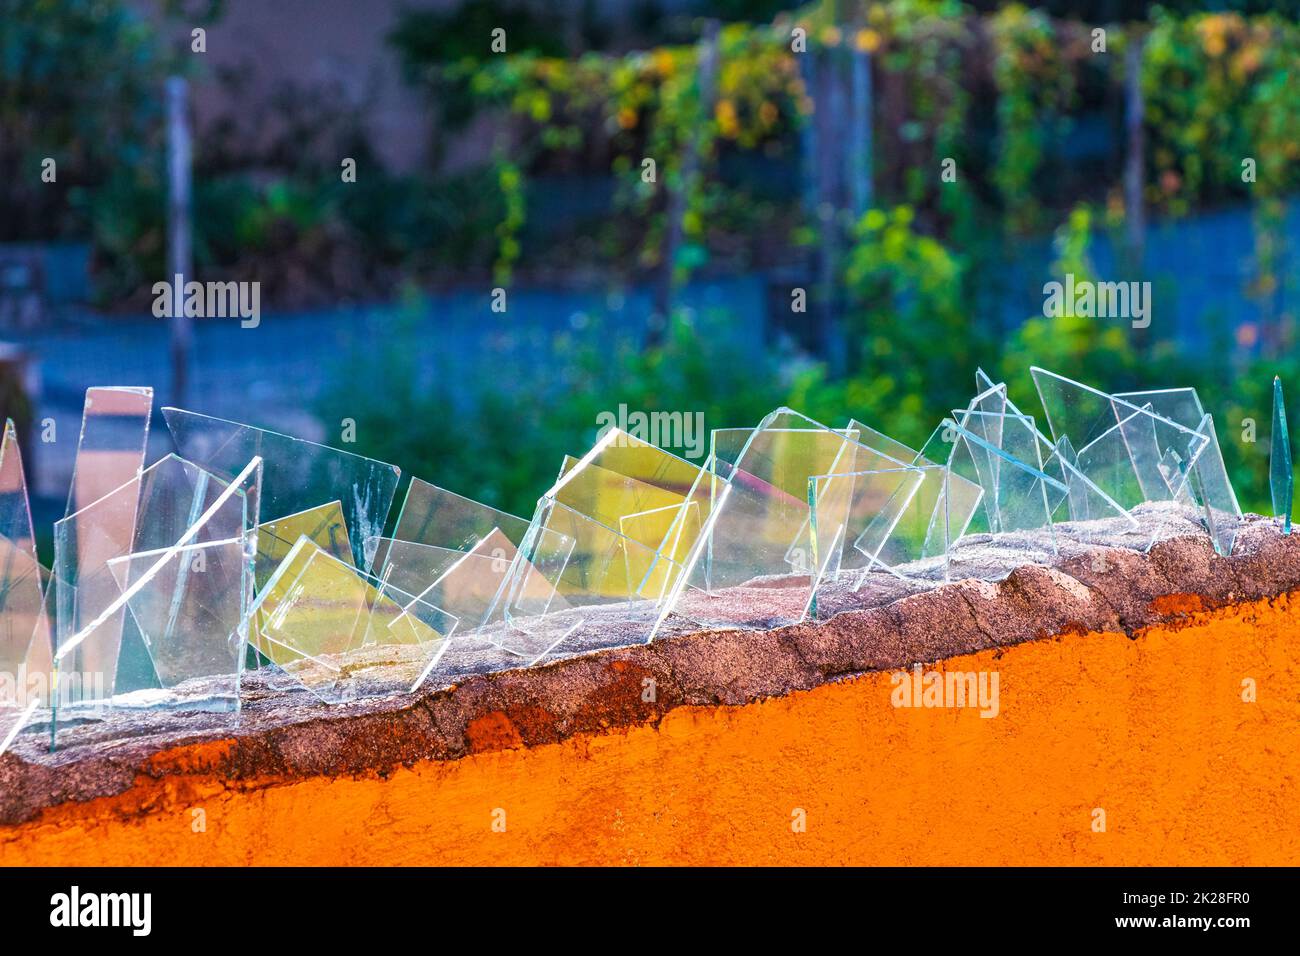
1;0;1298;536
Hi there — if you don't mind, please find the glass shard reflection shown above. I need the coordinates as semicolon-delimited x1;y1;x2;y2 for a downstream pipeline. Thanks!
248;536;457;703
487;428;711;660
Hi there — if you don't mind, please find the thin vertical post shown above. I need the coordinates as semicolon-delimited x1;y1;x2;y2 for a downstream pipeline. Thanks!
166;76;192;409
654;18;720;338
849;22;873;217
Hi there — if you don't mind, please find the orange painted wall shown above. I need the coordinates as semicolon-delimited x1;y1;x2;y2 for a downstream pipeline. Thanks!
3;592;1298;866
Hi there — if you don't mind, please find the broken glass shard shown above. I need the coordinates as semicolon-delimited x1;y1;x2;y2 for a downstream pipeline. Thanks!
1029;368;1236;551
805;421;930;584
0;419;46;705
107;535;254;712
378;479;552;635
483;429;718;659
671;409;899;630
372;524;570;637
846;420;982;582
1031;368;1211;510
0;696;37;757
1110;387;1243;556
391;478;531;552
257;500;353;586
248;499;353;668
490;499;670;662
249;536;458;703
65;387;153;519
808;464;926;616
163;408;399;571
1271;376;1292;534
53;454;261;711
923;373;1143;578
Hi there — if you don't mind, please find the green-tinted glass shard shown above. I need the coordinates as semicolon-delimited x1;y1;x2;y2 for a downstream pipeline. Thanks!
1114;387;1241;556
1272;376;1293;534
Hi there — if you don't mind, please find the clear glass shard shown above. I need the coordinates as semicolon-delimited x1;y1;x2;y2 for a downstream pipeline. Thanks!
489;499;675;661
804;421;928;584
0;563;57;749
809;465;925;615
163;408;400;571
0;696;38;757
950;375;1067;543
0;419;46;704
391;478;531;552
856;458;981;580
365;533;540;667
0;566;54;744
671;409;896;630
248;500;354;669
380;481;556;637
550;451;696;537
383;479;589;641
482;428;718;659
856;422;985;582
23;566;58;711
53;454;261;711
1272;376;1293;534
367;537;467;604
249;536;458;703
945;411;1066;544
544;429;716;585
65;387;153;519
1112;386;1243;555
1031;368;1212;512
106;535;253;711
619;499;704;601
1030;366;1232;553
924;372;1145;578
371;525;569;638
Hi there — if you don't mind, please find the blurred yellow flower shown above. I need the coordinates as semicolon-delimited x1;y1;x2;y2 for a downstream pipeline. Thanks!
1197;15;1229;57
716;98;740;138
855;29;882;54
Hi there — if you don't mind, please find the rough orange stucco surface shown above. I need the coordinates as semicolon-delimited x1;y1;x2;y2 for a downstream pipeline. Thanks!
2;591;1296;866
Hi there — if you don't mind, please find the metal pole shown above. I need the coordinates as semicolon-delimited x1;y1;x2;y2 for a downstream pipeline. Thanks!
166;76;192;408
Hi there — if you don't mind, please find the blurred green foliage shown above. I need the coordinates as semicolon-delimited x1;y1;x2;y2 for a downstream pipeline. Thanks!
321;300;791;519
0;0;166;243
3;0;1296;523
326;200;1293;523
